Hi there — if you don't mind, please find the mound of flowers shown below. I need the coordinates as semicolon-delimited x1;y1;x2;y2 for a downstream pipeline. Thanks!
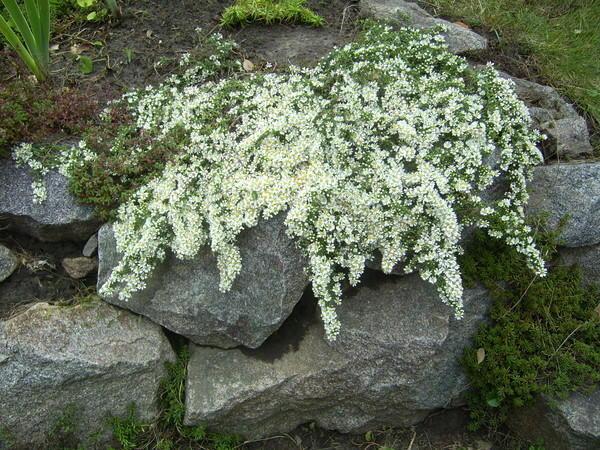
15;24;546;339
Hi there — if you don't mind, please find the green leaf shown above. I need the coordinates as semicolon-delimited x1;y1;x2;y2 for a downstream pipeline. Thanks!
123;47;133;64
104;0;119;17
86;11;97;20
486;397;501;408
77;0;96;7
0;0;49;80
78;55;94;74
3;0;39;60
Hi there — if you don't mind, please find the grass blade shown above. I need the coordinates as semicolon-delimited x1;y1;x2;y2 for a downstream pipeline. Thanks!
23;0;42;62
0;0;49;79
0;13;44;79
38;0;50;67
2;0;38;57
104;0;120;17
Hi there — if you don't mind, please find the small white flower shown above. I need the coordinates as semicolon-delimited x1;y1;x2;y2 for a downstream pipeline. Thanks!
16;26;546;340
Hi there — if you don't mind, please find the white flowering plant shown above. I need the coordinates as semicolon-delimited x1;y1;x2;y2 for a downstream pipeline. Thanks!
16;24;546;339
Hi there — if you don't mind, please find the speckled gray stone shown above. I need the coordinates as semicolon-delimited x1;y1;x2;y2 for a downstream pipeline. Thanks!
62;256;98;279
98;213;309;349
508;389;600;450
527;162;600;247
559;244;600;285
0;159;101;242
0;244;18;283
0;300;175;449
504;75;593;159
361;0;487;54
82;233;98;257
184;273;491;438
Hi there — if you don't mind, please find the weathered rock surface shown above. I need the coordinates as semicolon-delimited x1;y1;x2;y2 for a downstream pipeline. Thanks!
0;159;100;242
237;27;345;67
62;256;98;279
361;0;487;53
82;233;98;257
505;76;593;159
98;214;309;349
559;244;600;285
366;227;480;276
184;272;491;438
527;162;600;248
0;244;18;283
0;300;175;448
507;389;600;450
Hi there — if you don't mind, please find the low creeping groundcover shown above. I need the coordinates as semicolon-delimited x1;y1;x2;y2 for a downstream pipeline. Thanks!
15;24;546;339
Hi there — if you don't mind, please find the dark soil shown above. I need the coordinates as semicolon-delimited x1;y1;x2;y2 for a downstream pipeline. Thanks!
0;0;359;155
2;0;358;96
242;409;522;449
0;232;96;319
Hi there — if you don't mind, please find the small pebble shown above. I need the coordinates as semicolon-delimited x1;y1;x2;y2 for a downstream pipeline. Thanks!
62;257;98;279
0;244;18;283
82;233;99;257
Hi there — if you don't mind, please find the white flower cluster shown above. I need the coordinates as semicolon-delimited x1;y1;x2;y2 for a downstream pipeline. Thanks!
97;25;544;338
13;143;49;203
12;140;98;204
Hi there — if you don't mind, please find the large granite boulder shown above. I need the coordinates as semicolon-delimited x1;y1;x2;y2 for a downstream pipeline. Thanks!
0;159;100;242
0;244;18;283
361;0;487;54
98;213;309;349
559;244;600;285
0;300;175;449
505;76;593;159
184;272;491;438
527;162;600;248
507;389;600;450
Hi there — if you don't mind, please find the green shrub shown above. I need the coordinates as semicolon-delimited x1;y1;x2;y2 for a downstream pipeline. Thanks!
17;25;546;341
221;0;325;27
461;228;600;430
0;80;99;157
47;0;115;21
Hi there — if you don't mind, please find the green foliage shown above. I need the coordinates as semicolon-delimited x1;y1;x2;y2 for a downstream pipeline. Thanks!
528;445;546;450
104;0;118;17
110;347;241;450
68;118;185;221
67;32;241;220
0;79;99;156
45;404;100;450
47;405;79;448
0;426;16;449
460;227;600;430
0;0;50;80
55;290;101;307
40;0;115;22
73;0;118;21
110;404;151;450
427;0;600;129
221;0;325;27
77;54;93;73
